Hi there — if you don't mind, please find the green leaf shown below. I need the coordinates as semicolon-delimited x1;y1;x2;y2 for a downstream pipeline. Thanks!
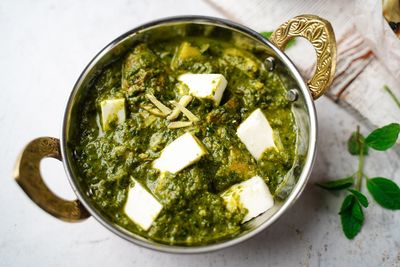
260;31;273;39
347;131;368;155
340;194;355;212
351;199;364;221
340;195;364;239
365;123;400;151
348;189;369;207
260;31;297;49
367;177;400;210
316;176;354;191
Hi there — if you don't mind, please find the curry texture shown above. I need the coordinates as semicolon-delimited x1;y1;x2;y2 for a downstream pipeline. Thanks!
72;36;297;245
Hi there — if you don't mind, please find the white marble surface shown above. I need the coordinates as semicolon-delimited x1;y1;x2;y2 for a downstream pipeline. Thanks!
0;0;399;266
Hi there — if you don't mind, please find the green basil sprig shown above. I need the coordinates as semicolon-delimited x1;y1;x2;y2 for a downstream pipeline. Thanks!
316;86;400;239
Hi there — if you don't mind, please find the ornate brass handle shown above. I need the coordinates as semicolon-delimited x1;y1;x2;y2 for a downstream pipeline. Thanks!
14;137;90;222
270;14;337;99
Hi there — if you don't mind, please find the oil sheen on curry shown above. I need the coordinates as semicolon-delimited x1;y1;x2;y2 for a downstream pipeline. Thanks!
73;36;297;245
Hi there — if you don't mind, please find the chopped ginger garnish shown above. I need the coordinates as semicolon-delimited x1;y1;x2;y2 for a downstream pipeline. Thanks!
170;100;200;122
167;95;193;121
167;121;193;129
146;94;172;115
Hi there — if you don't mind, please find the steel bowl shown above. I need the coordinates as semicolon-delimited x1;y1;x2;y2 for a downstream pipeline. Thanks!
14;15;336;253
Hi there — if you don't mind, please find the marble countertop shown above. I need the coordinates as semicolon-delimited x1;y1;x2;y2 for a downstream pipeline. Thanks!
0;0;399;266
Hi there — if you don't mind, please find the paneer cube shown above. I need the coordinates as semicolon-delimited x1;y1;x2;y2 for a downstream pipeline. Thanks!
100;98;126;131
178;73;228;106
221;175;274;223
153;132;206;173
236;108;276;160
124;178;163;231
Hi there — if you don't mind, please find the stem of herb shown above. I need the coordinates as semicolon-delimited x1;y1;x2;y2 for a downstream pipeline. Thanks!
384;85;400;109
355;126;365;191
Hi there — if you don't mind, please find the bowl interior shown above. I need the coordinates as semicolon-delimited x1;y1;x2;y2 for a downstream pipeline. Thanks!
62;16;316;253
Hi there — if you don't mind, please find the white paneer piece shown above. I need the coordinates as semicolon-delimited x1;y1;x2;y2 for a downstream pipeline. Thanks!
100;98;126;131
222;176;274;223
153;132;206;173
236;108;276;160
178;73;227;105
124;178;163;231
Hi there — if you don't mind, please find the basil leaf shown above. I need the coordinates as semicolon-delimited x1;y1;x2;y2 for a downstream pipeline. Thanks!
340;194;355;213
351;199;364;221
260;31;273;39
367;177;400;210
347;131;368;155
365;123;400;151
260;31;296;49
316;176;354;191
348;189;369;208
340;195;364;239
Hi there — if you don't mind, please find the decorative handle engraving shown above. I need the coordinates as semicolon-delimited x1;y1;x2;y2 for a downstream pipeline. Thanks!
14;137;90;222
270;14;337;99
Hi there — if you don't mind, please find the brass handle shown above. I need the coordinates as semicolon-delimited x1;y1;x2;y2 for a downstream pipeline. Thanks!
14;137;90;222
270;14;337;99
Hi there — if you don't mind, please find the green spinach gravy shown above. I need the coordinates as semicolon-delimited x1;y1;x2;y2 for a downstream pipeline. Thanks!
72;36;297;245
